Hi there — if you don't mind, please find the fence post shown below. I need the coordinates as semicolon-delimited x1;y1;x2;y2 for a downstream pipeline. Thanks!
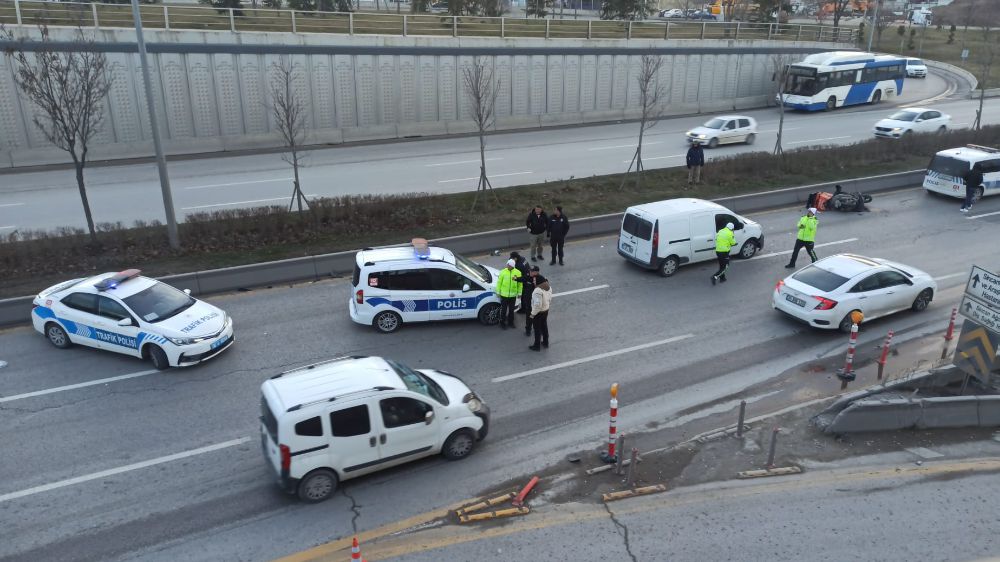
877;330;894;381
228;8;236;31
626;20;631;40
500;17;504;38
700;21;705;40
663;22;668;40
735;21;740;40
942;307;958;359
92;2;99;29
767;22;773;40
290;10;296;33
14;0;22;26
350;12;355;34
796;23;802;41
736;400;747;438
766;427;779;469
587;19;592;39
545;18;550;39
163;5;170;30
452;15;457;37
402;14;407;36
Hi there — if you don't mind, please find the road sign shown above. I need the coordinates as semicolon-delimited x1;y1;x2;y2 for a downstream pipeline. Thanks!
961;49;970;61
960;296;1000;335
954;320;1000;381
965;266;1000;310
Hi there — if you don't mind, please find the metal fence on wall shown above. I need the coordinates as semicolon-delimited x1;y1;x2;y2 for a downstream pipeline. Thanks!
0;0;857;42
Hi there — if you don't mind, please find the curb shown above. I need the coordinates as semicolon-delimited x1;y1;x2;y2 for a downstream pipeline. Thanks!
0;169;924;328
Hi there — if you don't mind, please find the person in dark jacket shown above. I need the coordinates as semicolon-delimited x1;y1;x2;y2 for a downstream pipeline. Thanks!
521;266;540;335
962;163;984;213
686;142;705;185
512;253;531;313
547;206;570;266
526;206;549;261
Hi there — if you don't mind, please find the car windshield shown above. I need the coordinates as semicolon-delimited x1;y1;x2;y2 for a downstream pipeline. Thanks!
888;111;919;122
927;155;970;178
122;282;196;322
784;74;821;96
703;118;726;129
792;265;849;292
387;359;449;405
453;252;491;284
908;59;924;66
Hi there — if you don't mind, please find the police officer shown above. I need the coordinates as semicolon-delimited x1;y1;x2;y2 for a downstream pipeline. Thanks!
547;206;570;266
785;207;819;269
496;259;522;329
711;222;736;285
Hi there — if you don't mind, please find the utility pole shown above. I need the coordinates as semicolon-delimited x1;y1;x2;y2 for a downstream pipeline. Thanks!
131;0;179;250
866;0;879;52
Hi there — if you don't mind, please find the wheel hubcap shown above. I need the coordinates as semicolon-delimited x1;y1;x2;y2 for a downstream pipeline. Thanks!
306;476;332;499
48;328;65;345
663;261;676;274
450;435;473;457
378;314;398;331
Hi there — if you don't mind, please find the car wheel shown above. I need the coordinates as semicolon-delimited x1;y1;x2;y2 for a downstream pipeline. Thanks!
745;133;756;145
297;469;338;503
871;90;881;104
937;125;947;134
911;289;933;312
45;323;71;349
148;345;170;370
373;310;402;333
658;255;680;277
825;96;836;111
707;137;719;148
442;430;476;460
478;302;501;326
738;240;758;259
838;311;862;333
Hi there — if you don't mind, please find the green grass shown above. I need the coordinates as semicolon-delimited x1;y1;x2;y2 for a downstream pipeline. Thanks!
874;25;1000;88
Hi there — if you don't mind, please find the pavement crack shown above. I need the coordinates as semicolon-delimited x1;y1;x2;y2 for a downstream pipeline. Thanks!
341;488;362;534
603;502;639;562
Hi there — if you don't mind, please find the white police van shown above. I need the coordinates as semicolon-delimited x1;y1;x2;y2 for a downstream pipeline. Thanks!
349;239;502;333
31;269;235;369
924;144;1000;201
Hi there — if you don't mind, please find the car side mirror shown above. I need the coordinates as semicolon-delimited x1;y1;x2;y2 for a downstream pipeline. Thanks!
183;289;192;295
462;284;471;293
117;318;133;327
424;410;435;425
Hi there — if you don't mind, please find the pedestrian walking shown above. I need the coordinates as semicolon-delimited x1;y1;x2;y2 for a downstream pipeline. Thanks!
528;278;552;351
785;207;819;269
961;163;983;213
711;222;736;285
521;266;540;334
686;142;705;185
526;206;549;261
496;259;522;329
547;206;570;266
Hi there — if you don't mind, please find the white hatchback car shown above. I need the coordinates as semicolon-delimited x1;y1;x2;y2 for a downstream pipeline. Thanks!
873;107;950;139
686;115;758;148
31;269;234;369
905;58;928;78
772;254;937;332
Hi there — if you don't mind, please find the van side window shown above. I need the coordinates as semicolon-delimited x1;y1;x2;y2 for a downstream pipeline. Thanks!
428;268;470;291
386;269;432;291
380;397;432;428
295;416;324;437
330;405;371;437
981;159;1000;173
715;214;742;230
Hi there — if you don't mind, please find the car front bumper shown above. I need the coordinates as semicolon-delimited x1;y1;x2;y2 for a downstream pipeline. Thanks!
475;404;491;441
174;321;236;366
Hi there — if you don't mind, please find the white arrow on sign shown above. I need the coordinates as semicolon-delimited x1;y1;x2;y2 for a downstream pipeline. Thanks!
960;295;1000;335
966;265;1000;310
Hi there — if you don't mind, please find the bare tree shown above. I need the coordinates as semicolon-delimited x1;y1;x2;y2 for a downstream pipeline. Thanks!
2;25;112;243
268;59;310;213
462;57;502;210
620;54;665;190
830;0;852;27
770;53;792;157
972;16;998;132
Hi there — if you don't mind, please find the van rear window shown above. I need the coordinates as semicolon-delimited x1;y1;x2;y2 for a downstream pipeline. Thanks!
261;397;279;442
927;155;969;178
352;264;361;288
792;265;849;292
622;213;653;241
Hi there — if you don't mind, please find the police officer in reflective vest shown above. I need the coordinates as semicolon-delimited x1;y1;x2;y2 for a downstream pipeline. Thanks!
712;222;736;286
496;259;523;329
785;208;819;269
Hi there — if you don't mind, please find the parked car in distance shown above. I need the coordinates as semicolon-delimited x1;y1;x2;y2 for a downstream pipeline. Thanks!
687;10;719;20
658;8;684;18
685;115;758;148
872;107;950;139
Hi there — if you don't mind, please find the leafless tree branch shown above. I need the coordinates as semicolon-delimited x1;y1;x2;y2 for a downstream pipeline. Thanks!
462;56;502;210
620;54;664;190
268;58;310;213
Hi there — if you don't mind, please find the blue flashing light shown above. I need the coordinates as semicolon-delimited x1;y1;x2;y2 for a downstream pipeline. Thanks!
412;238;431;260
95;268;142;291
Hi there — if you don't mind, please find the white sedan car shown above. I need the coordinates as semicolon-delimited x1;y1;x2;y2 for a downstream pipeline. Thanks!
772;254;937;333
31;269;235;369
873;107;950;139
685;115;758;148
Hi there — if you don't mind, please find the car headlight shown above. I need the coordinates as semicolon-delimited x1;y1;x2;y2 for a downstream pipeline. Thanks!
463;392;483;413
892;127;903;132
698;134;707;139
166;335;198;346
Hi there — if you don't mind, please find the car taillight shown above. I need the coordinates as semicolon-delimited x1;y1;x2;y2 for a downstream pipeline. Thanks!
775;280;784;292
355;289;364;304
813;296;838;310
279;444;291;472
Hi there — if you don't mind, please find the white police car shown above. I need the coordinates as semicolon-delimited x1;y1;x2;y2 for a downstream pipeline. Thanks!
31;269;235;369
350;239;502;333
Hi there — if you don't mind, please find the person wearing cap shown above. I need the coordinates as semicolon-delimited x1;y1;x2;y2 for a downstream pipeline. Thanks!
528;278;552;351
521;265;541;335
547;206;570;266
496;258;522;329
785;207;819;269
711;222;736;285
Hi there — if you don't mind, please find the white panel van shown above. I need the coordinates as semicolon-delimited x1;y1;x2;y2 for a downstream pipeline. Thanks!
618;198;764;277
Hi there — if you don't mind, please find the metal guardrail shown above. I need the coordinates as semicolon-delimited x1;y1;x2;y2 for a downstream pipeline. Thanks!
0;0;857;42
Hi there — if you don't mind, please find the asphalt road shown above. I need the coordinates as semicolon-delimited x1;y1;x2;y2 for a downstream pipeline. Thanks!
0;70;975;232
0;186;997;561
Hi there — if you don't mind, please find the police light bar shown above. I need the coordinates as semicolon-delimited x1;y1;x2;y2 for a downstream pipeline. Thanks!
411;238;431;260
95;268;142;291
966;144;1000;154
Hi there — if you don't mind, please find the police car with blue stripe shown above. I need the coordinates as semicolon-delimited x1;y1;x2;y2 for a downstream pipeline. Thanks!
31;269;235;369
350;239;502;333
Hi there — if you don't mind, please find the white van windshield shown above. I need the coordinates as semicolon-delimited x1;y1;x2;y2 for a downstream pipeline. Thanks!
928;155;969;178
453;252;491;284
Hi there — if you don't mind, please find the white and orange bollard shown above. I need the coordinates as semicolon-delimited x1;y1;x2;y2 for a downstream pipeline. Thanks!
942;307;958;359
350;536;366;562
600;383;620;463
877;330;894;381
837;323;860;387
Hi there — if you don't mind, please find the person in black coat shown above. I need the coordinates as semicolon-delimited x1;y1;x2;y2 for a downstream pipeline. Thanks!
686;143;705;185
520;265;540;335
526;206;549;261
547;206;570;266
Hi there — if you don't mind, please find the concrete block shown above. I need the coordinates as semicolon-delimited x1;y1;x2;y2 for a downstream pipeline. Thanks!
917;396;981;429
732;95;769;111
342;124;400;143
431;229;517;257
445;121;479;135
575;213;623;237
825;398;921;433
698;100;736;113
160;272;203;296
977;395;1000;427
539;112;585;127
0;297;34;328
195;256;319;293
397;122;449;139
582;110;627;124
312;251;360;279
494;116;542;131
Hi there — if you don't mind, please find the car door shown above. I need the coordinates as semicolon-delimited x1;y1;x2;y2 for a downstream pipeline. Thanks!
689;212;718;262
57;292;103;349
738;118;752;142
847;272;902;319
375;395;440;469
328;402;384;478
876;270;914;313
721;120;738;144
93;295;142;358
383;269;432;323
620;211;655;265
427;267;483;321
714;213;746;254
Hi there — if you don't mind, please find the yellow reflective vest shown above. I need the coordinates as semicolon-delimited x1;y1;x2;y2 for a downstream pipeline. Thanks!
496;267;522;298
797;215;818;242
715;227;736;253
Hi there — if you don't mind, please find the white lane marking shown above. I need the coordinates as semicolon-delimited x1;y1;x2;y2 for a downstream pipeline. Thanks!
492;334;696;383
184;177;293;190
933;272;966;282
590;142;661;151
424;158;501;167
630;153;686;162
0;369;159;403
0;225;16;230
0;437;252;504
953;122;969;127
748;238;858;261
905;447;944;459
553;284;609;297
0;203;25;208
758;127;802;133
438;171;533;184
787;135;852;145
181;195;318;211
967;209;1000;220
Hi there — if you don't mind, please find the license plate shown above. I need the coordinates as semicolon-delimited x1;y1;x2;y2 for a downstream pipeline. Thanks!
211;336;228;350
785;294;807;307
620;242;633;254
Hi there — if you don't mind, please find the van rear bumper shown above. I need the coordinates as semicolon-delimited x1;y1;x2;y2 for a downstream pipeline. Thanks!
618;248;656;270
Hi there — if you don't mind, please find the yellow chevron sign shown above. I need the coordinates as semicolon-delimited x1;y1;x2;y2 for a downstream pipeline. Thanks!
955;321;1000;380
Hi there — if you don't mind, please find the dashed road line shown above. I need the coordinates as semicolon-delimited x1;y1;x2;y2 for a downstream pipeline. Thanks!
553;284;609;297
438;171;533;184
591;142;661;151
933;272;966;282
788;135;852;145
425;158;501;167
182;195;319;211
184;177;293;190
967;209;1000;220
0;369;158;403
634;153;686;162
0;203;25;208
906;447;944;459
748;238;858;261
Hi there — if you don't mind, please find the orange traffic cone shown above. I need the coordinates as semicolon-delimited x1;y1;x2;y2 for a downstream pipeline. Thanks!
351;536;361;561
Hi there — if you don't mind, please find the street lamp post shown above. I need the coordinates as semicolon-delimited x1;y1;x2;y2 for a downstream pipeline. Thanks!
130;0;179;250
866;0;880;52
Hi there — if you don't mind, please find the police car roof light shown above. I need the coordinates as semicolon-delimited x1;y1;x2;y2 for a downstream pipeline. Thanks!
412;237;431;260
966;144;999;154
95;268;142;291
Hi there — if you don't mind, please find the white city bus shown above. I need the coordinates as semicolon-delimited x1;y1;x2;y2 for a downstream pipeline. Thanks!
778;51;906;112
